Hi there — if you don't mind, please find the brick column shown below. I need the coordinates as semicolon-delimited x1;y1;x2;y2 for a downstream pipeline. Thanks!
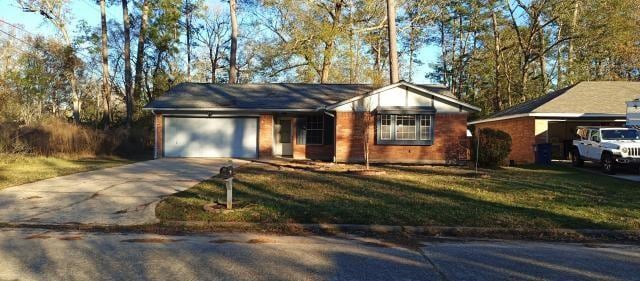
259;114;274;158
335;111;366;162
154;113;163;158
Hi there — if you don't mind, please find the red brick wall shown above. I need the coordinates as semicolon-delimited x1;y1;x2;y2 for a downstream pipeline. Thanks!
335;112;470;163
155;113;163;158
259;114;274;158
292;116;334;161
474;117;536;164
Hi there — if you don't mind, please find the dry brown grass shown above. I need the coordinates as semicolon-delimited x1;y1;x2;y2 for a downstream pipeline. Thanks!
0;118;153;157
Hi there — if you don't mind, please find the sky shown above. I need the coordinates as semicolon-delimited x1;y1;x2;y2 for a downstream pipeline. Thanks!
0;0;438;84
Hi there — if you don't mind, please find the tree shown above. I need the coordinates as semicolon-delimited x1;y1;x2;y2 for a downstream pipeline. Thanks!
194;7;229;83
183;0;201;81
385;0;398;83
253;0;352;83
133;0;149;105
121;0;133;127
228;0;238;83
17;0;82;123
99;0;111;129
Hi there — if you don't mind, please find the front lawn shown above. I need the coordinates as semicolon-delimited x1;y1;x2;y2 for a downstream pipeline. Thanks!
156;161;640;230
0;155;132;189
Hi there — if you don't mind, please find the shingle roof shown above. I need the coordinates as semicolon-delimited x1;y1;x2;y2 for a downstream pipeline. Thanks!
487;84;575;118
144;82;457;110
477;81;640;120
416;84;457;98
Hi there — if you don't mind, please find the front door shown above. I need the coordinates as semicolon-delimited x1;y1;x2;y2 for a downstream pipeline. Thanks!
275;118;293;156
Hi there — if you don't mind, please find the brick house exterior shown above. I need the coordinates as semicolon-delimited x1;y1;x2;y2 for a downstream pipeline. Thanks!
335;112;470;163
146;81;480;163
473;117;537;164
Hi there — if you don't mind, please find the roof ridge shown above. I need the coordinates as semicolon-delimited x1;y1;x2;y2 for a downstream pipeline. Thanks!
178;82;374;86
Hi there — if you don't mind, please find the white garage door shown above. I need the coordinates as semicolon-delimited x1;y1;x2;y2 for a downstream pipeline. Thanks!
164;117;258;158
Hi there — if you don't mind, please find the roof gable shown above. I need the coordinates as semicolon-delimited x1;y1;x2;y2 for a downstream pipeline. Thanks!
325;81;481;112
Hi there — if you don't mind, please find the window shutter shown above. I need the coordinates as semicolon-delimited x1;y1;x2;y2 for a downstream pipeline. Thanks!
324;114;334;145
296;117;307;145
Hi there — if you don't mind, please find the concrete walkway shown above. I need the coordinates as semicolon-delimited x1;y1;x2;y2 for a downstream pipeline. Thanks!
0;158;237;225
1;228;639;281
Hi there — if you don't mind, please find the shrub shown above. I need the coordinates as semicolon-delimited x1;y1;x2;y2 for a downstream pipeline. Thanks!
473;128;512;168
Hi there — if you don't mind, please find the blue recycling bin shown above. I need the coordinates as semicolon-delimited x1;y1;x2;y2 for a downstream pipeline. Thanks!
535;143;552;165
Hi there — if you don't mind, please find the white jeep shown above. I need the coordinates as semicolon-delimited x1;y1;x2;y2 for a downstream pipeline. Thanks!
571;126;640;174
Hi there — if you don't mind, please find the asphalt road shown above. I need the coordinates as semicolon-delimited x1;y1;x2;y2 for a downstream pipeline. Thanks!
1;228;639;281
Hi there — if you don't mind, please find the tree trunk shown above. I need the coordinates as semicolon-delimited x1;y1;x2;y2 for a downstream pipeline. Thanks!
408;23;415;83
185;0;192;81
100;0;111;129
567;0;580;84
134;0;149;103
70;72;81;123
320;40;334;83
209;47;216;83
555;23;563;87
386;0;399;84
440;21;449;89
538;22;547;94
229;0;238;84
491;10;502;112
122;0;133;127
60;28;81;123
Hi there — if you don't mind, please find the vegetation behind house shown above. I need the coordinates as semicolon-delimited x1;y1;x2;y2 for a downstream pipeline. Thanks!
0;117;153;158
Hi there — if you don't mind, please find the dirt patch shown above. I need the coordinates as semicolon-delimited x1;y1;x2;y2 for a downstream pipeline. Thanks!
209;239;242;244
59;236;83;241
347;170;387;176
24;233;51;240
359;241;392;248
247;237;274;244
121;238;183;243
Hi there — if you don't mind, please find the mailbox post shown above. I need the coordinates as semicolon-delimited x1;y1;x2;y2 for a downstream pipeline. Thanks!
219;160;234;209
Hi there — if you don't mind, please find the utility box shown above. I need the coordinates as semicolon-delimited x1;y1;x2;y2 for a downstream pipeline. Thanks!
627;99;640;127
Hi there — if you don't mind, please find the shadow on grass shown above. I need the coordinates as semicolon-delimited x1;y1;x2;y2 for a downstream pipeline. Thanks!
163;163;640;230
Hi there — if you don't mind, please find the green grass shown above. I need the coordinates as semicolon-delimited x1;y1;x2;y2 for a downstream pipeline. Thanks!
0;155;132;189
156;163;640;230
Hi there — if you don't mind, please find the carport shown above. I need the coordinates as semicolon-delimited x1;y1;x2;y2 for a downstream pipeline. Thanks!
470;81;640;164
546;120;625;159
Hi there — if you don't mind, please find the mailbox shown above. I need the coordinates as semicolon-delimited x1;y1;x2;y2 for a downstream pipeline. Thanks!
219;165;234;179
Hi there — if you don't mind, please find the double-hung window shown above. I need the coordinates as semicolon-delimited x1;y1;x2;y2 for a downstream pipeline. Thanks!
376;113;434;145
305;115;324;145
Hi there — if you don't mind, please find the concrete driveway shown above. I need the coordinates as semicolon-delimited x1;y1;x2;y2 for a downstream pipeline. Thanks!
0;158;238;225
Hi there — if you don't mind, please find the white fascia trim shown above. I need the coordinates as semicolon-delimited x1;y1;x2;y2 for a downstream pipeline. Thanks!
469;113;627;125
324;81;482;112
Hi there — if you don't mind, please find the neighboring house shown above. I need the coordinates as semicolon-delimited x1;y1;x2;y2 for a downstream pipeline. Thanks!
144;81;480;163
470;81;640;164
